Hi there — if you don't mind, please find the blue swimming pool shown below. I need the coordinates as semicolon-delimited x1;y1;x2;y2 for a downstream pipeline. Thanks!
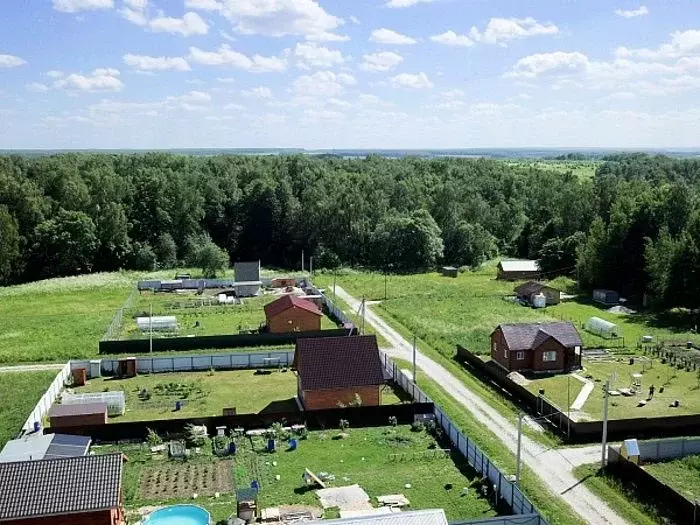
143;505;211;525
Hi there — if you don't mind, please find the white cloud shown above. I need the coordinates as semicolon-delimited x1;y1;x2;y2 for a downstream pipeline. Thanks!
615;6;649;18
390;72;434;89
304;31;350;42
47;70;64;78
242;86;273;98
385;0;435;7
349;16;360;24
123;54;190;71
0;54;26;68
303;108;345;120
54;68;124;92
164;90;212;110
430;30;474;47
293;42;345;69
26;82;49;93
441;88;465;98
223;102;246;110
614;29;700;61
470;17;559;46
149;12;208;36
217;77;236;83
338;73;357;85
505;51;589;78
430;100;466;110
292;70;354;97
52;0;113;13
118;0;148;25
360;51;403;72
220;30;236;41
189;45;287;72
370;28;417;45
185;0;222;10
599;91;636;101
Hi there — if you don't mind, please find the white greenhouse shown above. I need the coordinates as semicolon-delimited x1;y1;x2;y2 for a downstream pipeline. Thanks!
584;316;621;339
61;391;126;416
136;316;177;332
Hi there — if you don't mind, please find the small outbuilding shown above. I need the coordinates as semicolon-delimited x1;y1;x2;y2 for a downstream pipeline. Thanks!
491;322;583;374
593;289;620;305
294;335;385;410
234;261;261;297
0;453;124;525
264;295;323;334
514;281;561;306
0;434;91;463
497;260;540;281
136;316;177;332
48;403;108;429
440;266;459;278
584;316;621;339
272;277;297;288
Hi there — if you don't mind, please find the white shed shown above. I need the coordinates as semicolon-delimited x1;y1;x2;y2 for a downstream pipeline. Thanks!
584;316;621;339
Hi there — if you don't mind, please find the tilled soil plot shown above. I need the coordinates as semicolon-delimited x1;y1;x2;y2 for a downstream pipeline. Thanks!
140;460;233;500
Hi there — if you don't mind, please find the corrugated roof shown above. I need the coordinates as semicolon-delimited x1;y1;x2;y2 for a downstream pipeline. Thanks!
0;434;90;463
49;402;108;418
499;260;540;273
496;322;582;351
0;454;122;520
264;294;322;319
294;335;385;391
317;509;448;525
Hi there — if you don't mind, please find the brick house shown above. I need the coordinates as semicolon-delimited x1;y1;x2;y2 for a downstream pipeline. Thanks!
0;454;124;525
491;322;582;374
264;295;323;334
293;335;385;410
514;281;561;305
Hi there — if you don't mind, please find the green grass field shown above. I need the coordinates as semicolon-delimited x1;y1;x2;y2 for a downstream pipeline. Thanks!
73;369;404;422
644;454;700;500
0;370;58;448
98;425;497;523
507;160;600;181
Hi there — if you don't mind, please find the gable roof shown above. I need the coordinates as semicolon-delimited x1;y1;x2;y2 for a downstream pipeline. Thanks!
294;335;384;391
498;260;540;273
0;454;122;520
318;509;448;525
264;294;322;319
495;322;582;351
514;281;560;296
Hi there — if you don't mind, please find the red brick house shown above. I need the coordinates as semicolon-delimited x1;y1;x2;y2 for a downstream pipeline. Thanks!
294;335;385;410
0;454;124;525
264;295;323;334
491;322;582;374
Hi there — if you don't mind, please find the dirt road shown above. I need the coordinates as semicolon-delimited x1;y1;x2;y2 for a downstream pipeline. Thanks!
335;285;627;525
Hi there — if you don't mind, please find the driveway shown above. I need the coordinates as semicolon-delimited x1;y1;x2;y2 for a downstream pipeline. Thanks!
334;285;627;525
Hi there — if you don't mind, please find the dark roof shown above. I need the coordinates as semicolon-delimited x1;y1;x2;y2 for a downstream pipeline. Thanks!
294;335;385;391
514;281;560;296
265;295;322;319
234;261;260;282
0;454;122;520
49;402;108;418
495;322;582;351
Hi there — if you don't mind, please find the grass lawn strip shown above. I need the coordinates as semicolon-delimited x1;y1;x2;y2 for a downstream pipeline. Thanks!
644;454;700;500
98;425;496;522
0;370;59;448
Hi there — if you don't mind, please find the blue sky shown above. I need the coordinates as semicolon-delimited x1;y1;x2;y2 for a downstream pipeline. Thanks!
1;0;699;149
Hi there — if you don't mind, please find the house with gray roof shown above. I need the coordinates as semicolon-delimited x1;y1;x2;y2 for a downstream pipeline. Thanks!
0;453;124;525
314;509;448;525
496;260;540;281
490;322;583;374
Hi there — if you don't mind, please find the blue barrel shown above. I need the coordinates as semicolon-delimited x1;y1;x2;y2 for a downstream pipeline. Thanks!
175;401;181;411
267;438;275;451
289;438;298;451
229;442;237;454
251;479;260;491
33;422;40;433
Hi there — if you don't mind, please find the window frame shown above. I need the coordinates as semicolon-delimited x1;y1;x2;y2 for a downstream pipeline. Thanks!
516;351;525;361
542;350;557;362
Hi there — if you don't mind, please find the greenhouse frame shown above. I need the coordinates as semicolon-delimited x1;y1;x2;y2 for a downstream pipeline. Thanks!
584;316;621;339
61;391;126;416
136;315;177;332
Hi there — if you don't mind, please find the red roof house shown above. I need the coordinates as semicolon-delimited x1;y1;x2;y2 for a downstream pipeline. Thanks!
264;295;323;334
293;335;385;410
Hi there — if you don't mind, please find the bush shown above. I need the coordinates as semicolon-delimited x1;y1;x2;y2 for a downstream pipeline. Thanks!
146;428;162;446
411;421;425;433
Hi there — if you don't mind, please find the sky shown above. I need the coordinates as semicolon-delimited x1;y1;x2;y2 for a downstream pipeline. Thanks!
1;0;699;149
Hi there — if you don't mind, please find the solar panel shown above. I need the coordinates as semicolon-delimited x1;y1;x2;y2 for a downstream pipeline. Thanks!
51;434;91;447
45;443;89;459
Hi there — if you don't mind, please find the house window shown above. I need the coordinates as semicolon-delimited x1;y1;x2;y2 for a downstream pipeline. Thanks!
574;346;581;356
542;351;557;362
516;351;525;360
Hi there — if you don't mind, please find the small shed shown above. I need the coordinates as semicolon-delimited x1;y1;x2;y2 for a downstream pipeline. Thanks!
497;260;540;281
0;434;91;463
620;438;640;465
49;402;108;429
272;277;297;288
514;281;561;305
584;316;621;339
264;295;322;334
440;266;458;278
593;289;619;306
234;261;261;296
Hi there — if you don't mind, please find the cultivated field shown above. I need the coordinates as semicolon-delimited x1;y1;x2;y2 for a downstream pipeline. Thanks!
644;455;700;500
97;425;497;522
0;370;58;448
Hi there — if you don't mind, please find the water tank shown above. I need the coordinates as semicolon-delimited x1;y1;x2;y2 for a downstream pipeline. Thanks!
532;293;546;309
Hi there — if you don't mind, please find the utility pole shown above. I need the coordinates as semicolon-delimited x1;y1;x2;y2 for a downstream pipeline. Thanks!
333;272;337;302
412;335;417;384
516;412;523;485
361;296;365;335
601;378;610;468
309;256;314;275
149;302;153;354
301;250;305;273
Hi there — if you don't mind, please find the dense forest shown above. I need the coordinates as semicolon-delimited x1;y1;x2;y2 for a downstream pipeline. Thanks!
0;153;699;309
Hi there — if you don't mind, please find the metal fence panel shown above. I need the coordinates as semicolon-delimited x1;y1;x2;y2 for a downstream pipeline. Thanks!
21;362;71;433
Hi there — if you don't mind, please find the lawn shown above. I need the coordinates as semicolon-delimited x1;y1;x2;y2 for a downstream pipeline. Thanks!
644;454;700;500
0;370;58;449
121;291;338;340
97;425;498;523
507;160;601;181
74;369;299;422
524;355;700;420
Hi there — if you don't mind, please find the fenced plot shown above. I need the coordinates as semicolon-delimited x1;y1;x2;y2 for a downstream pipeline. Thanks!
140;460;234;500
